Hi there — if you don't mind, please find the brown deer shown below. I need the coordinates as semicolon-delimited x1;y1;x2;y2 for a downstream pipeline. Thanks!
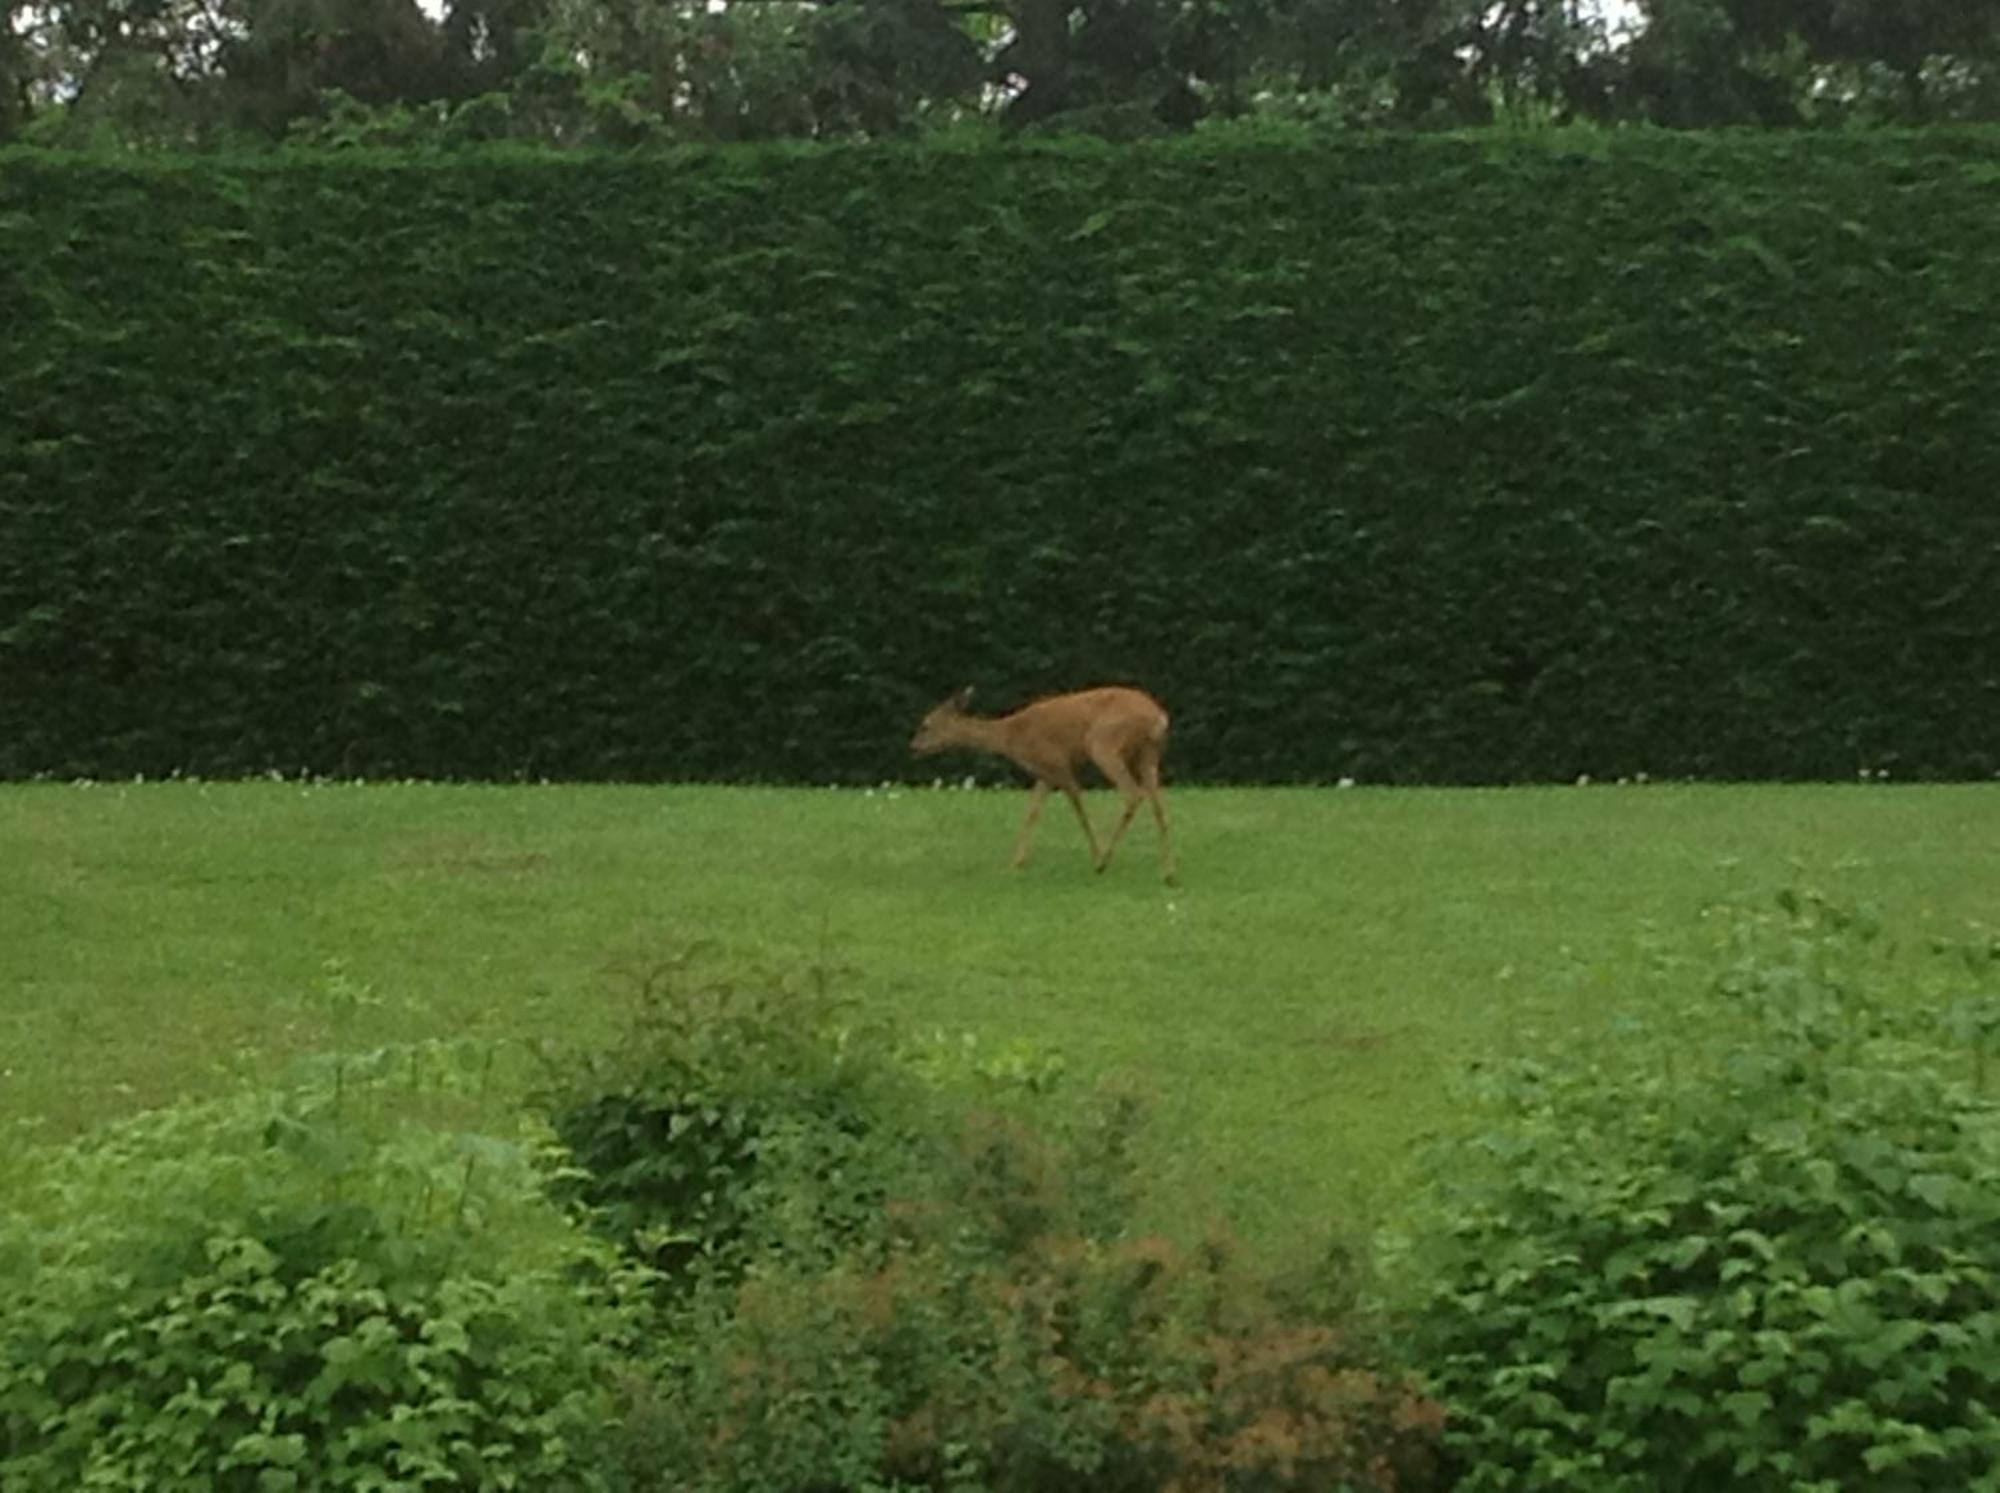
910;685;1178;884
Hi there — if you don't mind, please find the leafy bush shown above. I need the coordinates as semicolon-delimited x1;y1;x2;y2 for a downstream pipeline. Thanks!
5;133;2000;784
1393;893;2000;1491
537;949;948;1287
538;950;1443;1489
0;1046;648;1492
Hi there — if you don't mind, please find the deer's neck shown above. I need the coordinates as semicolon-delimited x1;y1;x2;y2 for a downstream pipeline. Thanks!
947;713;1015;759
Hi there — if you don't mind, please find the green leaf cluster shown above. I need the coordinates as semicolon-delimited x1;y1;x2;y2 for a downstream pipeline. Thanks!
5;133;1999;783
1394;893;2000;1489
0;1051;647;1491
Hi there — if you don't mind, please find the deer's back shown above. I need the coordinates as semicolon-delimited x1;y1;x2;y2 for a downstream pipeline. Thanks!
1011;686;1169;756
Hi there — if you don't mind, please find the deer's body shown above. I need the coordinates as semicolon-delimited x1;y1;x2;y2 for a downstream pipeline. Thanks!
911;685;1177;884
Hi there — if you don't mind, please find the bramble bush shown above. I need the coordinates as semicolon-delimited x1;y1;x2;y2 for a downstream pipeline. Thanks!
1392;892;2000;1491
0;1044;649;1492
535;948;1444;1490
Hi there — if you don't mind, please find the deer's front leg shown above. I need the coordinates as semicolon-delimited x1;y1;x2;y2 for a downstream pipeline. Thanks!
1010;781;1051;867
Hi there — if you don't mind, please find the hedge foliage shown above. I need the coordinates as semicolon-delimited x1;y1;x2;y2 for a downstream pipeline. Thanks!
4;130;1998;783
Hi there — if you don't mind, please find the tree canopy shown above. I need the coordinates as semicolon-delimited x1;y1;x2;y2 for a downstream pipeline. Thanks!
4;0;1997;147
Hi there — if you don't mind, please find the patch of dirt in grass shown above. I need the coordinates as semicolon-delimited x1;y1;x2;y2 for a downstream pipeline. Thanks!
1303;1022;1388;1053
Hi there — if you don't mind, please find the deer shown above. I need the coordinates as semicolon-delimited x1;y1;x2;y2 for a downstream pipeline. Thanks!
910;685;1178;885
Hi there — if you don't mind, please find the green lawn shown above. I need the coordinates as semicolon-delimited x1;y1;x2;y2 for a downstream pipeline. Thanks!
3;780;1990;1249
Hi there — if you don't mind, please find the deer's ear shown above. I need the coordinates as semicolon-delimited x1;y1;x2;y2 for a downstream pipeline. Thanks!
953;685;975;710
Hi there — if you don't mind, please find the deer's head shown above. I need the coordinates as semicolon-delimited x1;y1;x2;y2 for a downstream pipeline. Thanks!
910;686;976;755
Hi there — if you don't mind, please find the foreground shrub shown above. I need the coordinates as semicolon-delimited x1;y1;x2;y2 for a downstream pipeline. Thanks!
538;952;948;1288
1395;894;2000;1491
540;952;1443;1490
634;1227;1443;1493
0;1046;647;1491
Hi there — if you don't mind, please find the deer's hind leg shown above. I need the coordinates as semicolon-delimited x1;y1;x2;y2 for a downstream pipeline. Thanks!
1086;735;1151;874
1138;742;1177;886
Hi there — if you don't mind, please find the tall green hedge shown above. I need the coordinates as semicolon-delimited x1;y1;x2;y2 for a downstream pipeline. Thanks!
4;132;1997;783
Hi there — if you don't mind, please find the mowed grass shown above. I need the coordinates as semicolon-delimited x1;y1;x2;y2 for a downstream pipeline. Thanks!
3;781;1992;1248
